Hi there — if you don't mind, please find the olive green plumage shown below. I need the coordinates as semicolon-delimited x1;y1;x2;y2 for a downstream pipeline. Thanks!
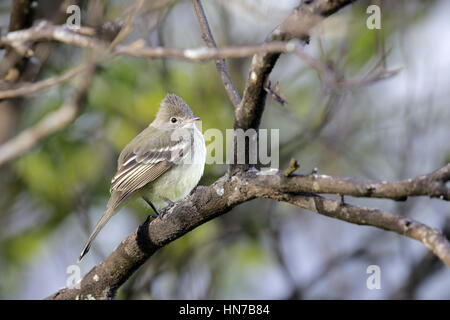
78;94;205;261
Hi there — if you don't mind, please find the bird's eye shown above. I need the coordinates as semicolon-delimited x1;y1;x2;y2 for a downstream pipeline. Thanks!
170;117;177;123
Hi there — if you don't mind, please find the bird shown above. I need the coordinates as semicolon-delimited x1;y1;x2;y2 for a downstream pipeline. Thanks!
78;94;206;262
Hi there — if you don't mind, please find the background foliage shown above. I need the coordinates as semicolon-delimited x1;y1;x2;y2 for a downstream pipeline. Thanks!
0;0;449;299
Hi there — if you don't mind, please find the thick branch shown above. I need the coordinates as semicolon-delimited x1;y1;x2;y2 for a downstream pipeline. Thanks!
232;0;356;174
48;167;450;299
48;175;239;300
0;0;34;77
235;0;356;132
253;164;450;201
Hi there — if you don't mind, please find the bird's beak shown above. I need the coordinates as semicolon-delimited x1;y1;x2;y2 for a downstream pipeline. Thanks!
185;117;200;124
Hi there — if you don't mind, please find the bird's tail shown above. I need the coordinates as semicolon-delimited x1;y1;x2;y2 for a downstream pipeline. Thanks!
78;201;117;262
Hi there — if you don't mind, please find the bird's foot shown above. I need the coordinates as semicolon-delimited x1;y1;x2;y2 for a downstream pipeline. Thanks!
159;196;175;206
142;197;161;222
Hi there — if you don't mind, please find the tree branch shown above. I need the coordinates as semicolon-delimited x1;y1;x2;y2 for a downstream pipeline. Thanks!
0;64;89;99
47;0;380;300
119;40;294;61
191;0;241;108
0;23;317;62
235;0;356;132
48;165;450;299
231;0;356;172
0;64;95;167
277;193;450;266
254;163;450;201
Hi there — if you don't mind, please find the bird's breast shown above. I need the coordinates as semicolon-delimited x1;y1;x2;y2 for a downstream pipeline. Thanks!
142;127;205;210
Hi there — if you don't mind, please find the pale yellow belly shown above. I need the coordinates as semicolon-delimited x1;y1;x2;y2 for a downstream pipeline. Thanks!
142;162;204;210
141;128;206;210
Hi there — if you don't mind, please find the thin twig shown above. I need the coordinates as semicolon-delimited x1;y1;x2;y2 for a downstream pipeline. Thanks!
191;0;241;108
0;64;89;99
279;193;450;266
294;43;401;91
0;40;399;100
284;158;299;177
0;24;299;61
108;0;144;50
118;40;293;61
0;64;96;167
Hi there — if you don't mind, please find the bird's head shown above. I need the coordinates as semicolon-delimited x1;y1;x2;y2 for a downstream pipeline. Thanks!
152;94;200;129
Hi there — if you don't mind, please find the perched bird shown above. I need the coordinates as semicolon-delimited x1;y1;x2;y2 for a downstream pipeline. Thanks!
78;94;206;261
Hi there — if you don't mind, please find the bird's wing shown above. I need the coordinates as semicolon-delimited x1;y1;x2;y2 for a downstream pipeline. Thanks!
109;127;189;209
78;127;192;261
